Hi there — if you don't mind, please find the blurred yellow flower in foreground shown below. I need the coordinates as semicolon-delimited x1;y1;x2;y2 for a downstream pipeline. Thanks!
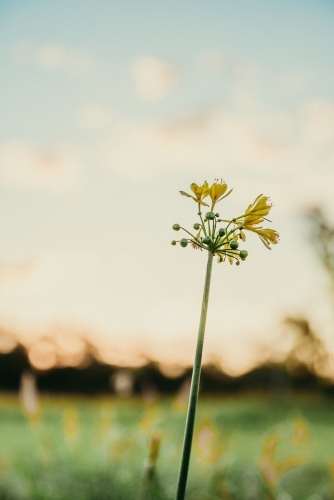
259;433;307;485
329;462;334;482
140;404;158;433
148;432;162;467
293;419;309;444
194;420;225;463
63;408;78;437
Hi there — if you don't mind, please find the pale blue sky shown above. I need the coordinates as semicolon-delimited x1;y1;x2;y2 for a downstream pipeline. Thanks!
0;0;334;373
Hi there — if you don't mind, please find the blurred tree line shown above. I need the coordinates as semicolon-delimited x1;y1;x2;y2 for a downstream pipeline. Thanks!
0;340;331;396
0;207;334;396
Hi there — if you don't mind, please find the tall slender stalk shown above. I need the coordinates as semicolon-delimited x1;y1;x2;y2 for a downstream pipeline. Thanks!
175;252;214;500
173;180;278;498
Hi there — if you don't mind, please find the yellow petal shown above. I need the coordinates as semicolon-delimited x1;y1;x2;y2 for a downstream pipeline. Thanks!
209;182;227;202
190;183;201;196
179;190;209;206
208;181;230;209
190;182;210;201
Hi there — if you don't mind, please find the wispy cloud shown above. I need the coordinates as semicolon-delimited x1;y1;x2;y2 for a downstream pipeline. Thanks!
0;140;83;191
299;100;334;147
99;100;334;210
196;50;258;80
10;40;93;75
131;56;180;100
0;260;37;286
76;104;111;130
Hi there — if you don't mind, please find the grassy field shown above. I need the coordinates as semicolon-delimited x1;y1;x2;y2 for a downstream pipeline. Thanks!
0;393;334;499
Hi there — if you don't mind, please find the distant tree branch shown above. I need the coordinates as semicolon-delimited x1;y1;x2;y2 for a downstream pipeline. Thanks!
306;207;334;289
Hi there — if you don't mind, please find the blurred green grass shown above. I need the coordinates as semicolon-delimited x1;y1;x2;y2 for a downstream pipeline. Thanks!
0;394;334;499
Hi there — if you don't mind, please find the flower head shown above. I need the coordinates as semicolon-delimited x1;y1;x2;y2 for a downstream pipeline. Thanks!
209;179;232;210
173;179;279;263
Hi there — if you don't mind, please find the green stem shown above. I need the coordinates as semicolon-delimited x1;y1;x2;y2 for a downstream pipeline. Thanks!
214;226;238;250
180;227;199;240
198;204;207;237
175;252;214;500
212;217;217;239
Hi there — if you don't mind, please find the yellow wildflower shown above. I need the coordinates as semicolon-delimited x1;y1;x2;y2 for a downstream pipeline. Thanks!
329;462;334;481
63;408;78;437
239;194;272;226
208;180;232;210
277;455;306;475
293;419;309;444
194;420;225;463
260;433;306;485
174;181;279;260
180;181;210;206
148;432;162;467
139;405;158;432
244;227;279;249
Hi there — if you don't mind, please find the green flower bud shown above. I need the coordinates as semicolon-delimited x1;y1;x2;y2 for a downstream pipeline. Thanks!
239;250;248;259
236;260;240;266
202;236;212;245
173;224;180;231
215;213;219;217
198;212;202;216
180;238;188;247
193;223;200;230
232;218;236;222
230;240;239;250
219;228;226;236
205;212;215;220
171;240;176;245
217;219;222;222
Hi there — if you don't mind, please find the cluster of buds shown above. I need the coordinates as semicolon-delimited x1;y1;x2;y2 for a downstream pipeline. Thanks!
171;180;279;265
